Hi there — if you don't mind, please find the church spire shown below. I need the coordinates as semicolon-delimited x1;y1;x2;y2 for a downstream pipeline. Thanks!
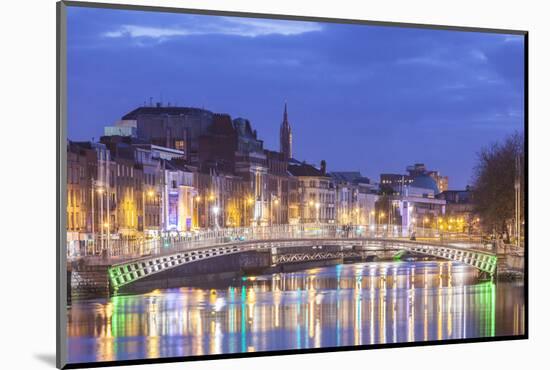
280;102;292;160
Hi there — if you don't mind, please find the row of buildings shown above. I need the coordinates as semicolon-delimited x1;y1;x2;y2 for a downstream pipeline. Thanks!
67;102;475;246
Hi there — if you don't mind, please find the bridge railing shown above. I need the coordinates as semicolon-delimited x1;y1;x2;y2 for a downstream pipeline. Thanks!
66;223;485;261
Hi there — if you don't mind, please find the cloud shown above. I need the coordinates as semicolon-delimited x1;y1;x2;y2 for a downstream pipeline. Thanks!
102;17;323;40
394;55;449;67
502;35;523;43
470;49;488;62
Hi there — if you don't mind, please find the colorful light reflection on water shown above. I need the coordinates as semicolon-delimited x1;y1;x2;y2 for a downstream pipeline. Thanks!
67;261;524;363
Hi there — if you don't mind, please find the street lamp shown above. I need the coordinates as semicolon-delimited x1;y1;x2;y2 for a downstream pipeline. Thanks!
315;202;320;223
212;206;220;229
273;198;280;225
194;195;201;229
378;211;385;225
103;222;110;256
423;217;429;230
96;186;106;253
308;200;314;223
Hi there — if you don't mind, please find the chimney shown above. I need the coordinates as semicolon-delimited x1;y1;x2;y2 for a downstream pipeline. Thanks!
320;160;326;175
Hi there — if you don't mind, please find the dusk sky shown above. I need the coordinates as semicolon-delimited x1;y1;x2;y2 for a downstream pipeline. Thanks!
67;6;525;189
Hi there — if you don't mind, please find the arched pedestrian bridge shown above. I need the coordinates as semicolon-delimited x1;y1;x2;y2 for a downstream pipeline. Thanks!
105;224;497;292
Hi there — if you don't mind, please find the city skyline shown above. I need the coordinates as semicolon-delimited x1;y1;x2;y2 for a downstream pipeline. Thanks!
61;4;526;367
67;7;524;188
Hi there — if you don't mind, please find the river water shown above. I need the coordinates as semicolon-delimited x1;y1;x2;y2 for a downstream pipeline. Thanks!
67;260;525;364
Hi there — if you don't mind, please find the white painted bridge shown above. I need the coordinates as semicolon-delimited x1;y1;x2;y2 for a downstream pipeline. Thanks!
105;224;497;291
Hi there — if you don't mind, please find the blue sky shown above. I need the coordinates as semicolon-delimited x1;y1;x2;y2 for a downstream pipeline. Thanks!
67;6;525;188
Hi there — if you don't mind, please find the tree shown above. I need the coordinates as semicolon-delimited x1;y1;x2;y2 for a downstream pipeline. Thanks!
471;132;524;241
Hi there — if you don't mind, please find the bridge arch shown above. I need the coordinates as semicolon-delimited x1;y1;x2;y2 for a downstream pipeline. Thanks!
108;237;497;292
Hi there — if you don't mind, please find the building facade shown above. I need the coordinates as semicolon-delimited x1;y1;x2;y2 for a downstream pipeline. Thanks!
331;172;378;225
289;161;336;223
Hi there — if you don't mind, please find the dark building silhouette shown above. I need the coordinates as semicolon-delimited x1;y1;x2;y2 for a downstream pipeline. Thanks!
122;104;214;165
198;114;238;174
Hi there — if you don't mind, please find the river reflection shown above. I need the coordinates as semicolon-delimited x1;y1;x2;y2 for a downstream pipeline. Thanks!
67;261;524;363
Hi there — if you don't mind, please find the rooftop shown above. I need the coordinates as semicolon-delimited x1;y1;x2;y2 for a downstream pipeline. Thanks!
288;163;326;177
330;171;370;184
122;106;213;119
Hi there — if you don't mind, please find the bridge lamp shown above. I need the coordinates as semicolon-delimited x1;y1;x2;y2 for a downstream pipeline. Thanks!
96;187;105;194
247;197;253;205
147;190;155;198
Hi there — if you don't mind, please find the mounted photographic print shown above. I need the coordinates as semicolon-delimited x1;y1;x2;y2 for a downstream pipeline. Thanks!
56;1;527;368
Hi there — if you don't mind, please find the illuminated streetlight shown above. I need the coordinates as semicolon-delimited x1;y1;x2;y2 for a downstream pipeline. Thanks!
212;206;220;229
315;202;320;223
